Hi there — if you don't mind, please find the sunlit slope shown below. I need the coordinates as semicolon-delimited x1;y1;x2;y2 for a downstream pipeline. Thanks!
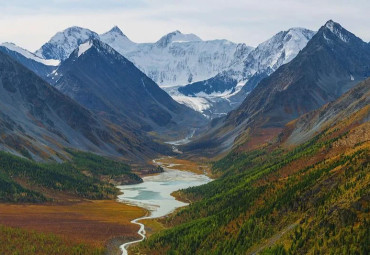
135;79;369;254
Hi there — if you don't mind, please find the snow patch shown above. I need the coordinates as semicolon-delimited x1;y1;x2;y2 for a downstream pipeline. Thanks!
1;42;60;66
78;41;92;57
172;95;211;112
325;21;349;43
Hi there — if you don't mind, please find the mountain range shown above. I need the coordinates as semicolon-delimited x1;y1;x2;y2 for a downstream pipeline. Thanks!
34;26;251;88
2;24;322;121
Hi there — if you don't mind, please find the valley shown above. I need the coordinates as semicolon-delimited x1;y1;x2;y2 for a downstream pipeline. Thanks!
0;13;369;255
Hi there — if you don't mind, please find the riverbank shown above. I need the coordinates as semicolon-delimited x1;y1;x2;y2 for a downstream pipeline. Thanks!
118;158;212;254
154;157;213;176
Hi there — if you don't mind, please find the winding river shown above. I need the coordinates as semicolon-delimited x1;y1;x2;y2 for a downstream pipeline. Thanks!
117;160;211;254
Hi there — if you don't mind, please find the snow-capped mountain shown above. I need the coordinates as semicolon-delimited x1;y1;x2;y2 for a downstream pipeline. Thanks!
241;28;316;82
35;26;99;60
176;28;316;118
36;26;252;87
100;28;252;87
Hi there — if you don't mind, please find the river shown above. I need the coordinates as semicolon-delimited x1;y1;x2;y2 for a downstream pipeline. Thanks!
117;159;211;254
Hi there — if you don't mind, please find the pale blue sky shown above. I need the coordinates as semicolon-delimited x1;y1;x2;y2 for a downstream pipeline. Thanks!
1;0;369;51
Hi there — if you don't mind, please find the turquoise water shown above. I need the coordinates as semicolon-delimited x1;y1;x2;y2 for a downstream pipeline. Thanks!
118;165;211;255
117;167;211;218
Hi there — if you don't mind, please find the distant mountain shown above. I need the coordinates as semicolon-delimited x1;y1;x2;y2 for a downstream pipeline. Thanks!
100;28;252;87
0;43;59;82
52;39;205;138
0;50;167;162
183;20;370;156
36;26;253;87
35;26;99;60
176;28;315;117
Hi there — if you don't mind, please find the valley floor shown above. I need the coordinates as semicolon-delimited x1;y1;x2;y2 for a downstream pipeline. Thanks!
0;157;210;255
0;200;146;255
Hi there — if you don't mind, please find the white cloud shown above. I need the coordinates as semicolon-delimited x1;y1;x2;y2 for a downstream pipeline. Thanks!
0;0;369;51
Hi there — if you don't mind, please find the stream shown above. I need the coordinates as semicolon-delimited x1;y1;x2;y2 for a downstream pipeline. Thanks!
117;159;211;254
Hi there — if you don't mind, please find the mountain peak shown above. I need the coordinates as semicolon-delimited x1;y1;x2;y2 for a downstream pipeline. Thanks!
320;20;354;43
156;30;202;47
107;25;125;36
35;26;99;60
324;19;336;29
110;26;123;34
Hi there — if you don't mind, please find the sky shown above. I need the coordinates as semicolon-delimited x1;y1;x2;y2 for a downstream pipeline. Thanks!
0;0;369;51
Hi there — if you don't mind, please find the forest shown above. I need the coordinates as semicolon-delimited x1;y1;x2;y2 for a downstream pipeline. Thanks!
134;117;369;254
0;150;141;202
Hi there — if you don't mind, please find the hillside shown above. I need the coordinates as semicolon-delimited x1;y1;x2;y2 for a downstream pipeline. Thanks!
133;78;370;255
0;149;143;203
182;20;370;156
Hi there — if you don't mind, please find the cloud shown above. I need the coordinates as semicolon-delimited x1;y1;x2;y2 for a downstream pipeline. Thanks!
0;0;369;51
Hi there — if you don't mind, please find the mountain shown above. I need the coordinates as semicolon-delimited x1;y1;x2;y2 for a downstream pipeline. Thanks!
52;39;205;138
0;49;167;162
183;20;370;156
0;43;59;82
100;28;252;87
35;26;99;60
135;77;370;255
176;28;316;117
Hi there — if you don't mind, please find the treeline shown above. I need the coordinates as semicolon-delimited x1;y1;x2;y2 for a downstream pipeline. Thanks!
0;149;142;202
135;122;369;254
